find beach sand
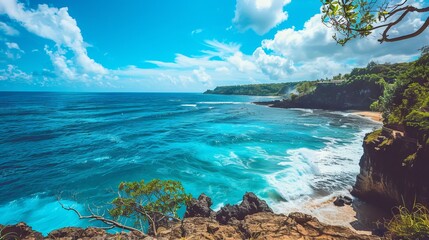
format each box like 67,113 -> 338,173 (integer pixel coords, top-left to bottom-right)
349,111 -> 383,123
300,196 -> 390,235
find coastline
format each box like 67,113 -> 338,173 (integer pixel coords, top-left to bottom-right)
348,111 -> 383,123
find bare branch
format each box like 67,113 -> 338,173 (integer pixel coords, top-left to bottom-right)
58,200 -> 148,237
379,6 -> 429,42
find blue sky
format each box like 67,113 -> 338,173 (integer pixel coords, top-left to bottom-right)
0,0 -> 428,92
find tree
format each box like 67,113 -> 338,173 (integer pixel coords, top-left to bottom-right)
321,0 -> 429,45
60,179 -> 192,237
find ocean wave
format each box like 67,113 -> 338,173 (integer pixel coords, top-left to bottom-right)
265,127 -> 372,206
181,104 -> 197,107
197,101 -> 250,105
0,195 -> 88,235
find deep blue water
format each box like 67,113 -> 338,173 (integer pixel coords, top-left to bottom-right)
0,92 -> 380,234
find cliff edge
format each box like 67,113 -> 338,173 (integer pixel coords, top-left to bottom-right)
352,128 -> 429,209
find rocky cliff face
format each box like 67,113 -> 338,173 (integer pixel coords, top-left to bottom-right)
0,193 -> 384,240
352,128 -> 429,209
255,80 -> 382,110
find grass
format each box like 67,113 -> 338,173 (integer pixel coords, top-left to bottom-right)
365,129 -> 382,144
386,203 -> 429,239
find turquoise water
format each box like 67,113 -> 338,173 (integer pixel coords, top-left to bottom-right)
0,92 -> 380,234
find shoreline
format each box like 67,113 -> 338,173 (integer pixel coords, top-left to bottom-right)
348,111 -> 383,123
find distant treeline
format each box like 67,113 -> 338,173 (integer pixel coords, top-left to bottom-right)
204,83 -> 298,96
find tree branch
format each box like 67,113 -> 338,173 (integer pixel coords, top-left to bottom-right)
379,6 -> 429,42
58,200 -> 148,237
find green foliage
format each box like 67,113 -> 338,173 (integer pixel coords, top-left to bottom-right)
364,129 -> 382,144
374,49 -> 429,143
370,100 -> 380,111
296,81 -> 317,95
204,83 -> 297,96
109,179 -> 192,234
386,203 -> 429,239
321,1 -> 429,44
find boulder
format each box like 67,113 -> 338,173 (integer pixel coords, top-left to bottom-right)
216,192 -> 273,224
0,222 -> 43,240
334,195 -> 353,206
184,193 -> 216,218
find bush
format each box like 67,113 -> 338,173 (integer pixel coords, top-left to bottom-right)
386,203 -> 429,239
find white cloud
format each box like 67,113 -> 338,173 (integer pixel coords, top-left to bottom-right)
44,45 -> 76,80
0,0 -> 107,79
258,8 -> 429,80
0,64 -> 31,81
191,28 -> 203,35
253,47 -> 295,80
233,0 -> 291,35
2,41 -> 24,59
193,67 -> 212,85
0,21 -> 19,36
6,41 -> 21,50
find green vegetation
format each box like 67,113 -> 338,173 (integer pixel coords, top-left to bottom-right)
364,129 -> 382,144
372,47 -> 429,145
62,179 -> 191,237
321,0 -> 429,44
295,81 -> 317,95
204,82 -> 297,96
110,179 -> 191,235
387,203 -> 429,239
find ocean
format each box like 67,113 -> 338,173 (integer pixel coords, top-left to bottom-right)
0,92 -> 380,234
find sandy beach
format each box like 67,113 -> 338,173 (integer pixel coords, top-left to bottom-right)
349,111 -> 383,123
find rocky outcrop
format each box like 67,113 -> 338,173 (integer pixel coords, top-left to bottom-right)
0,222 -> 44,240
1,193 -> 385,239
184,193 -> 216,218
215,192 -> 273,224
352,128 -> 429,209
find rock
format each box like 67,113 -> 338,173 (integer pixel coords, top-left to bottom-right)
184,193 -> 216,218
1,193 -> 385,240
216,192 -> 273,224
334,196 -> 353,206
352,129 -> 429,210
0,222 -> 43,240
160,217 -> 243,240
48,227 -> 83,239
241,212 -> 380,240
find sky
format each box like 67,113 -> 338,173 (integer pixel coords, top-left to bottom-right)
0,0 -> 428,92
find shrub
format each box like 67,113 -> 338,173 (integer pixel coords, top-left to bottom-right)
386,203 -> 429,239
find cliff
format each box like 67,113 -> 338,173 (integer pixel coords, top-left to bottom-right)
255,80 -> 382,110
0,193 -> 385,240
352,128 -> 429,209
204,82 -> 297,96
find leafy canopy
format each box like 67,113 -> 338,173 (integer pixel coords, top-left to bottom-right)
321,0 -> 429,45
107,179 -> 191,236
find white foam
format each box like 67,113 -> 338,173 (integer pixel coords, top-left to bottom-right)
265,127 -> 374,213
197,102 -> 250,105
289,108 -> 314,114
0,195 -> 88,235
181,104 -> 197,107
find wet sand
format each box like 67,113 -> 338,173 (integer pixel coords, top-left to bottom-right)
349,111 -> 383,123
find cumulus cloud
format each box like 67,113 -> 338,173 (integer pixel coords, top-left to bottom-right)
253,47 -> 295,80
0,64 -> 31,81
258,7 -> 429,79
0,21 -> 19,36
0,0 -> 107,80
193,67 -> 212,85
233,0 -> 291,35
2,41 -> 24,59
